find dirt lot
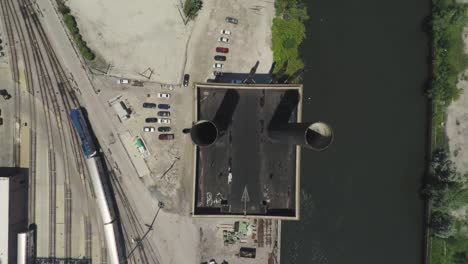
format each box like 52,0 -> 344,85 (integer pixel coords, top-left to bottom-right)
68,0 -> 191,84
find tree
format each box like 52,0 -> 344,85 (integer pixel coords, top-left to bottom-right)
184,0 -> 203,20
453,251 -> 468,264
284,5 -> 309,22
430,149 -> 462,183
430,211 -> 454,238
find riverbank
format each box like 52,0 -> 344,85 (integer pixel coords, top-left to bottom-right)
428,1 -> 468,263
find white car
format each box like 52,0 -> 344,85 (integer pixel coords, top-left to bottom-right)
117,79 -> 129,84
157,93 -> 171,98
143,126 -> 155,132
217,37 -> 230,43
158,118 -> 171,124
220,29 -> 231,35
213,63 -> 224,69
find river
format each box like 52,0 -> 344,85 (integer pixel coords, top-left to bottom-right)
281,0 -> 430,263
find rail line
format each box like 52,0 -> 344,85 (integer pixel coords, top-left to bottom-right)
105,155 -> 161,264
2,0 -> 156,263
0,0 -> 38,224
19,1 -> 95,261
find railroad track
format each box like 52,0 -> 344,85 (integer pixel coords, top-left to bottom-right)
0,0 -> 38,225
1,0 -> 88,260
19,1 -> 95,261
105,155 -> 161,264
2,1 -> 151,263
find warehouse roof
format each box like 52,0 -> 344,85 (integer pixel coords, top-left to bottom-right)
192,83 -> 302,220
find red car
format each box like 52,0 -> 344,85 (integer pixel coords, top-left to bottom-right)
159,134 -> 174,140
216,47 -> 229,53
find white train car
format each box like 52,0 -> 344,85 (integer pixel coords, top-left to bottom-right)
17,233 -> 27,264
85,157 -> 120,264
86,158 -> 113,224
104,223 -> 120,264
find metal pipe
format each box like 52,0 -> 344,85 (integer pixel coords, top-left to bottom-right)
268,122 -> 333,151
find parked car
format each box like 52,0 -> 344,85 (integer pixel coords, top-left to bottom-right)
214,55 -> 226,61
231,79 -> 243,84
0,117 -> 3,126
213,71 -> 223,76
213,63 -> 224,69
225,17 -> 238,24
145,117 -> 158,123
158,118 -> 171,124
218,37 -> 230,43
0,89 -> 11,100
216,47 -> 229,53
157,93 -> 171,98
157,111 -> 170,117
220,29 -> 231,35
159,134 -> 174,140
158,126 -> 171,132
0,52 -> 4,57
143,103 -> 157,108
143,126 -> 156,132
183,74 -> 190,87
158,104 -> 170,109
117,79 -> 129,84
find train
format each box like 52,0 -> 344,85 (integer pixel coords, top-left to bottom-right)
70,107 -> 121,264
70,108 -> 97,158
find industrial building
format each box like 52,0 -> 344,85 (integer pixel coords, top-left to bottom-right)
190,83 -> 333,220
0,168 -> 31,264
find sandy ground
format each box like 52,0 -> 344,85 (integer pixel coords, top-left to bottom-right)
446,26 -> 468,174
68,0 -> 191,84
446,26 -> 468,221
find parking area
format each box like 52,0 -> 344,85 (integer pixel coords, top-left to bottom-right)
90,75 -> 194,202
184,0 -> 275,85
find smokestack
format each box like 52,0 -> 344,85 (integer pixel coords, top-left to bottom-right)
268,122 -> 333,151
190,120 -> 219,147
191,89 -> 240,147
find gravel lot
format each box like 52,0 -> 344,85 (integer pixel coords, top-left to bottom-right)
68,0 -> 191,84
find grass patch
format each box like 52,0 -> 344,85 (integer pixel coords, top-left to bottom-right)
56,0 -> 95,60
183,0 -> 203,20
272,0 -> 309,78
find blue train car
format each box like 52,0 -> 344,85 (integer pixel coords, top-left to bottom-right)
70,108 -> 97,158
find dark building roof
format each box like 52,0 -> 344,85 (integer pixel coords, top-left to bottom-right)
192,83 -> 302,219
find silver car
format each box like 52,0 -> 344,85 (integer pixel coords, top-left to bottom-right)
217,37 -> 230,43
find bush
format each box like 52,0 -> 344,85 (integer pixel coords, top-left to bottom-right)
184,0 -> 203,20
272,18 -> 305,75
60,6 -> 95,61
430,211 -> 454,238
63,14 -> 79,34
56,0 -> 70,15
430,149 -> 461,183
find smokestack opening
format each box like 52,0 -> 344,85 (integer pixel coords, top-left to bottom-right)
190,120 -> 219,147
305,122 -> 333,151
